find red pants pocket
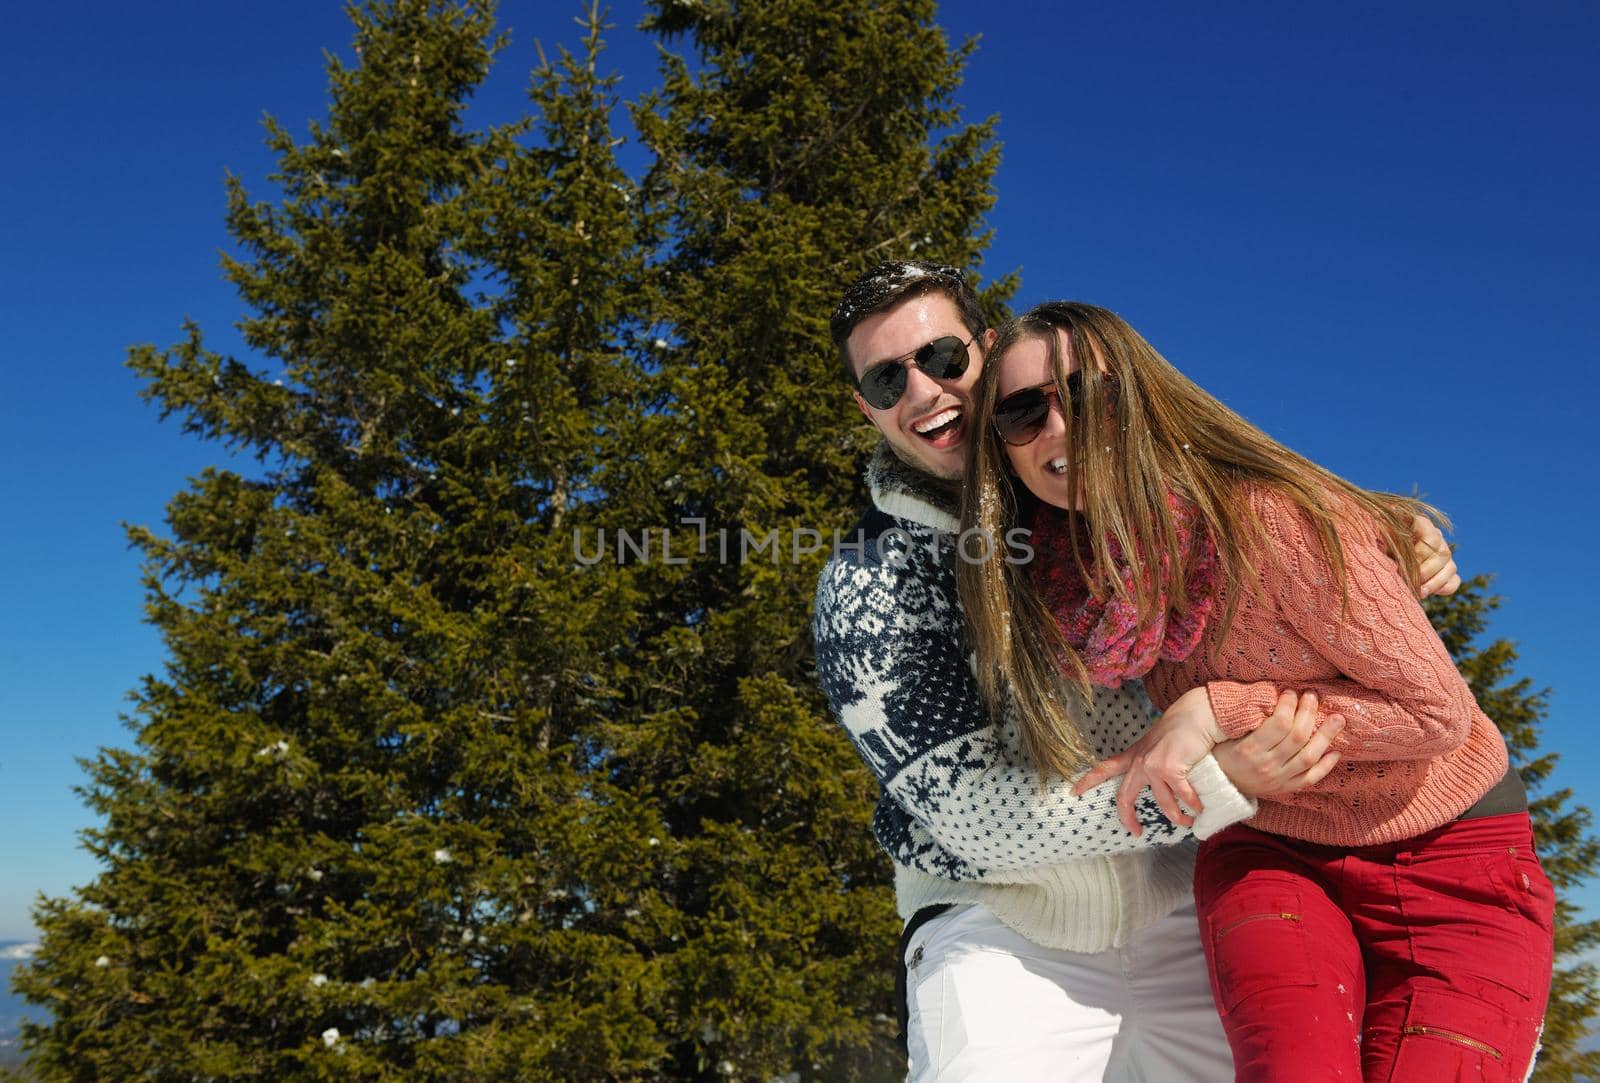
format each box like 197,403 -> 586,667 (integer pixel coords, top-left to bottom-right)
1386,987 -> 1531,1083
1396,847 -> 1534,1001
1203,881 -> 1318,1016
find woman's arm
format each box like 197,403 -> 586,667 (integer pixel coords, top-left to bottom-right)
812,553 -> 1256,874
1203,489 -> 1478,761
1074,491 -> 1470,831
1078,687 -> 1345,833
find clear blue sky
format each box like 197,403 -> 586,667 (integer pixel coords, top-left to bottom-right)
2,1 -> 1596,943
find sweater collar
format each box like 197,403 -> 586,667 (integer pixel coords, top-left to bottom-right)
866,441 -> 962,533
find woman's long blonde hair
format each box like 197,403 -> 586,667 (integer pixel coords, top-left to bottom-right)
956,301 -> 1442,779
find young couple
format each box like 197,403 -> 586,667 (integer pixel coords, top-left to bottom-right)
811,261 -> 1553,1082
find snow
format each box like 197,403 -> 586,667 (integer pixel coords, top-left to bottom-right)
830,260 -> 967,333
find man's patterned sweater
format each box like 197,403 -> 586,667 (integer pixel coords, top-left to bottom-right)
811,444 -> 1254,951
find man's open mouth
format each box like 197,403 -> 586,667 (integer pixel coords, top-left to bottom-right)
912,407 -> 964,448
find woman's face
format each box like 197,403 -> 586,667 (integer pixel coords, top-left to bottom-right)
995,330 -> 1084,511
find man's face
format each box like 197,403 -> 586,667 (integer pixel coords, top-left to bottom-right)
844,292 -> 989,481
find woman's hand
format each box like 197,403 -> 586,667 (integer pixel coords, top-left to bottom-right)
1213,690 -> 1343,796
1073,685 -> 1228,833
1409,514 -> 1461,598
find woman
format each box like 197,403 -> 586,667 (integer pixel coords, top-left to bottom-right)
956,301 -> 1553,1082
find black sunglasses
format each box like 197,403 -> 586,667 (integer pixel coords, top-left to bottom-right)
993,370 -> 1101,446
854,334 -> 976,410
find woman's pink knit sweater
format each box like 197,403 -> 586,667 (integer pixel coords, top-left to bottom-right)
1142,485 -> 1508,847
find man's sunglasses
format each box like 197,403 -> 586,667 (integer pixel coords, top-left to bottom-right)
854,334 -> 976,410
992,370 -> 1101,446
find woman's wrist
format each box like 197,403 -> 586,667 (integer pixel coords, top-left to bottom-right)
1175,685 -> 1228,746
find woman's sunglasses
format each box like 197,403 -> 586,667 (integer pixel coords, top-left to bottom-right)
992,370 -> 1097,446
854,334 -> 976,410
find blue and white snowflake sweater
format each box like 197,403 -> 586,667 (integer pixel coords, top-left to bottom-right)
811,443 -> 1255,951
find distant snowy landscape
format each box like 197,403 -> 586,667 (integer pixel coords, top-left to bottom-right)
1,940 -> 39,1068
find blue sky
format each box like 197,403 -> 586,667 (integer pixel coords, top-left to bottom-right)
2,1 -> 1596,943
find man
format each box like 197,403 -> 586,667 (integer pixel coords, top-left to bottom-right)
810,261 -> 1459,1081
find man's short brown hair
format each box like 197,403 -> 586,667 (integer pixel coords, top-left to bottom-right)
830,260 -> 985,383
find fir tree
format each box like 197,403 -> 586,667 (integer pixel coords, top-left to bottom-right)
14,2 -> 651,1078
17,0 -> 1013,1076
1426,579 -> 1600,1082
592,1 -> 1014,1077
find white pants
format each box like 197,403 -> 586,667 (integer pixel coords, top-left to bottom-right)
904,902 -> 1233,1082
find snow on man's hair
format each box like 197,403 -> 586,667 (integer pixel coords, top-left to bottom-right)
829,260 -> 985,381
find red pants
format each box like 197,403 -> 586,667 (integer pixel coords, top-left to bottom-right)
1194,813 -> 1554,1083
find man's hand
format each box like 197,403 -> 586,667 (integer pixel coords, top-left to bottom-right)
1409,513 -> 1460,598
1213,690 -> 1343,797
1073,685 -> 1227,834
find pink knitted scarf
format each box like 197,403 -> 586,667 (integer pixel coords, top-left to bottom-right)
1025,491 -> 1219,688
